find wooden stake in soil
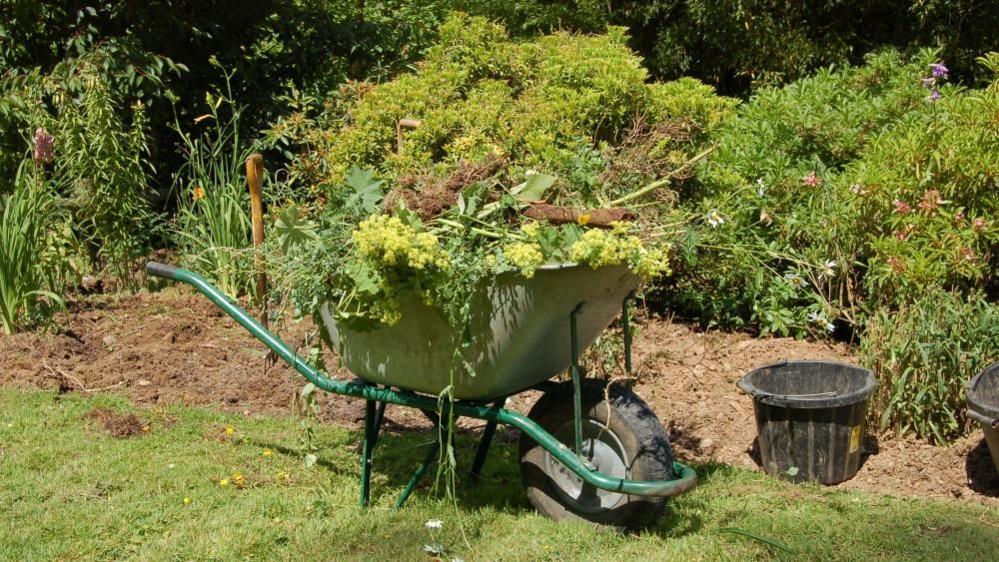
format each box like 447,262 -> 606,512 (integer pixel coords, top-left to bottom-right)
396,118 -> 421,153
246,153 -> 268,328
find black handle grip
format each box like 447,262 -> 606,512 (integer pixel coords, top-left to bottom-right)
146,261 -> 179,280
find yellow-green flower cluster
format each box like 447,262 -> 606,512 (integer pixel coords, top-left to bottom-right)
569,222 -> 670,281
569,223 -> 641,266
352,215 -> 450,270
633,245 -> 672,280
503,242 -> 544,278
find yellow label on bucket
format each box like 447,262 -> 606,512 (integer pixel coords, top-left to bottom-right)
849,426 -> 862,454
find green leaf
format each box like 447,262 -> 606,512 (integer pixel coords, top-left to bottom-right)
274,205 -> 318,252
345,261 -> 379,295
344,166 -> 384,214
511,172 -> 556,202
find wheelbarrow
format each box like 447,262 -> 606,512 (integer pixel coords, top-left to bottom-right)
146,261 -> 696,530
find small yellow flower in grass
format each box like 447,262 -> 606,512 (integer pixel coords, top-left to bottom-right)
183,497 -> 191,505
224,425 -> 234,437
577,213 -> 591,226
232,472 -> 245,488
219,478 -> 230,487
262,449 -> 273,457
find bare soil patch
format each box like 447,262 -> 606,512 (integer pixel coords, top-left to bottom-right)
86,407 -> 147,438
1,287 -> 996,504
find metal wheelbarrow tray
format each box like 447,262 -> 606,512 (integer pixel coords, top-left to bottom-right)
147,261 -> 696,530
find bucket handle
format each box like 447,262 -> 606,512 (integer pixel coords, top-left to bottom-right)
968,408 -> 999,429
767,391 -> 840,401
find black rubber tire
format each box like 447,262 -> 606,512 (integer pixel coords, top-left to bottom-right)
519,379 -> 675,531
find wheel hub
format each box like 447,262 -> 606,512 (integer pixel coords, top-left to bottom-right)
545,418 -> 629,513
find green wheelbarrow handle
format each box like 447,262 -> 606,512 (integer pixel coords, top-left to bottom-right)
146,262 -> 698,498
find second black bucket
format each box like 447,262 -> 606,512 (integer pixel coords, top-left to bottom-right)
737,360 -> 877,485
967,362 -> 999,476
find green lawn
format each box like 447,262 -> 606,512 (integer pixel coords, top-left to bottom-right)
0,388 -> 996,561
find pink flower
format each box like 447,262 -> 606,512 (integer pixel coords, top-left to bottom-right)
893,224 -> 914,241
893,199 -> 912,215
33,127 -> 54,165
802,171 -> 822,187
917,189 -> 943,213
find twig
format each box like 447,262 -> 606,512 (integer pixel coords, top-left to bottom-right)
42,360 -> 126,393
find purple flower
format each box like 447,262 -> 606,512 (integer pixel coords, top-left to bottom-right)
930,63 -> 948,79
921,77 -> 936,88
33,127 -> 54,165
929,89 -> 941,102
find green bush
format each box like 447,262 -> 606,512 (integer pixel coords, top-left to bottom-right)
309,13 -> 735,197
667,50 -> 997,338
861,291 -> 999,442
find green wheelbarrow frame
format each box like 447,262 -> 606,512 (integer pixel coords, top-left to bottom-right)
146,262 -> 697,509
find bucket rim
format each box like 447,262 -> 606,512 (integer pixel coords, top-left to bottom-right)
736,359 -> 876,409
966,361 -> 999,422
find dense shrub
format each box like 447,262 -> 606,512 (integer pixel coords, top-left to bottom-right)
668,50 -> 997,335
861,291 -> 999,442
305,13 -> 734,195
612,1 -> 999,94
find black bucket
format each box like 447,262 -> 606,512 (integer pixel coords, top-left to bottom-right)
967,362 -> 999,476
737,360 -> 877,485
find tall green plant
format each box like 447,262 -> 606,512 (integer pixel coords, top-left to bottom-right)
173,80 -> 255,298
0,163 -> 66,334
52,59 -> 156,281
861,291 -> 999,443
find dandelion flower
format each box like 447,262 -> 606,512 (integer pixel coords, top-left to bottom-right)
263,449 -> 273,457
224,425 -> 234,436
577,213 -> 592,226
232,472 -> 245,487
219,478 -> 230,487
425,519 -> 444,530
192,186 -> 206,201
183,496 -> 191,505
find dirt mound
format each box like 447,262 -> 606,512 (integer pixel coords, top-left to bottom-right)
86,407 -> 147,438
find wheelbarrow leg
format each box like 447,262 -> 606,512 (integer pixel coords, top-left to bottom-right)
396,409 -> 445,508
470,398 -> 506,481
570,303 -> 585,456
360,399 -> 378,507
396,439 -> 440,508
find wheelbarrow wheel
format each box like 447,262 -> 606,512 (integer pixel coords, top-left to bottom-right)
519,379 -> 675,531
